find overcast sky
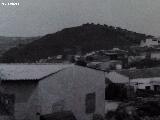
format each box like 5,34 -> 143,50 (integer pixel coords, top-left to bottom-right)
0,0 -> 160,37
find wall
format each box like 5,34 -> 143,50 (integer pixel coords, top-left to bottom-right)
140,39 -> 159,47
131,77 -> 160,91
71,66 -> 105,120
0,81 -> 39,120
151,52 -> 160,60
38,67 -> 73,115
39,65 -> 105,120
98,61 -> 122,70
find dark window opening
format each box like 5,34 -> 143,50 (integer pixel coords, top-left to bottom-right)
85,92 -> 96,114
154,85 -> 160,92
145,86 -> 151,90
105,83 -> 128,100
0,93 -> 15,115
152,39 -> 157,41
110,55 -> 118,60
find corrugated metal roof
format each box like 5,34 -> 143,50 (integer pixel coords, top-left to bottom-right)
0,64 -> 72,80
116,67 -> 160,79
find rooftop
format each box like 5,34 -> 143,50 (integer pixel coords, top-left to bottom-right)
131,46 -> 160,53
0,64 -> 72,80
116,67 -> 160,79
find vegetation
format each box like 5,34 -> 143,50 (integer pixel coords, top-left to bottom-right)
105,99 -> 160,120
0,36 -> 39,56
1,23 -> 150,63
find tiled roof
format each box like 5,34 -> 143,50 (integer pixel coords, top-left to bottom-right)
0,64 -> 72,80
116,67 -> 160,79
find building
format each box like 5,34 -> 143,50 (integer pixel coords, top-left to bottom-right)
87,60 -> 122,71
129,46 -> 160,62
150,48 -> 160,60
85,48 -> 128,62
108,68 -> 160,92
0,64 -> 105,120
105,70 -> 130,100
85,48 -> 128,70
104,71 -> 129,113
140,38 -> 159,47
105,48 -> 128,61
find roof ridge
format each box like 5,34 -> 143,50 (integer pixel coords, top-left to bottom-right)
0,64 -> 73,81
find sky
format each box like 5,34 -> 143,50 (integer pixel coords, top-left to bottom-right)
0,0 -> 160,37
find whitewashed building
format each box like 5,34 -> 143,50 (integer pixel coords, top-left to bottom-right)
140,38 -> 159,47
106,68 -> 160,92
129,46 -> 160,62
0,64 -> 105,120
87,60 -> 122,71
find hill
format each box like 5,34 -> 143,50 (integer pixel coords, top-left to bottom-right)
1,23 -> 151,63
0,36 -> 40,56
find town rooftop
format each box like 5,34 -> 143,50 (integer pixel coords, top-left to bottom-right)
116,67 -> 160,79
0,64 -> 72,80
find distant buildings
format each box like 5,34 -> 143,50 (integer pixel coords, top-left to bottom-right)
140,38 -> 160,47
128,38 -> 160,64
85,48 -> 128,70
0,64 -> 105,120
87,60 -> 122,71
130,46 -> 160,61
104,70 -> 131,113
85,48 -> 128,62
106,67 -> 160,92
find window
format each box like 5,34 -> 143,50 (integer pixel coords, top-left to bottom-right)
145,86 -> 151,90
85,92 -> 96,114
154,85 -> 160,92
152,39 -> 157,41
0,93 -> 15,115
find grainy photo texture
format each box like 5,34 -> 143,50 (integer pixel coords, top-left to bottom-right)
0,0 -> 160,120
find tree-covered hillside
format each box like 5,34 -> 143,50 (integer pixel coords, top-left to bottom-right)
0,36 -> 40,56
1,23 -> 151,63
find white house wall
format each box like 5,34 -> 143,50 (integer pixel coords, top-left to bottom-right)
71,66 -> 105,120
38,65 -> 105,120
38,67 -> 73,115
131,77 -> 160,90
140,39 -> 159,47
